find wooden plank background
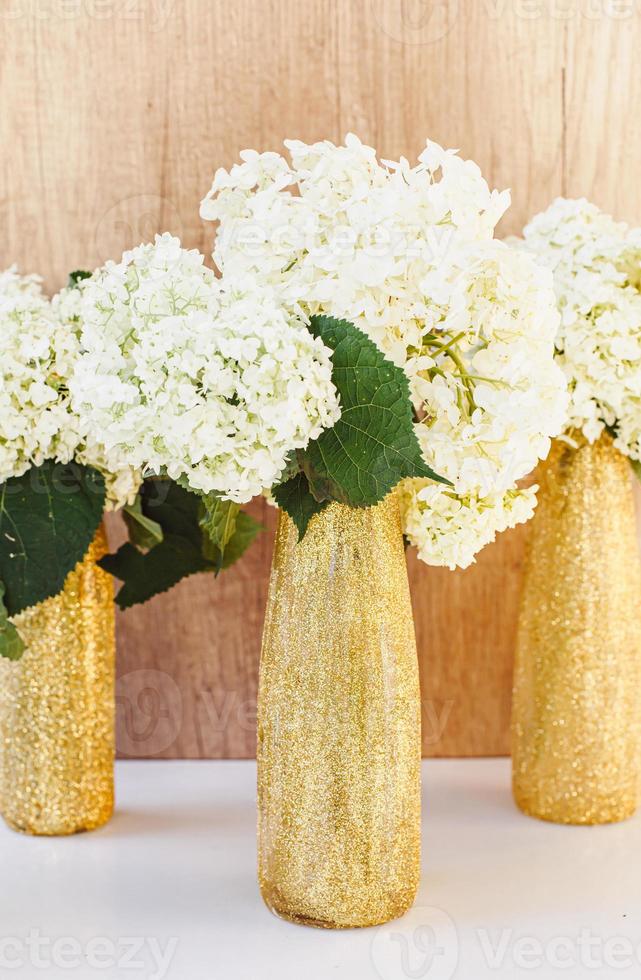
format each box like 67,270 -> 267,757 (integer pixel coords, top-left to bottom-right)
2,0 -> 640,758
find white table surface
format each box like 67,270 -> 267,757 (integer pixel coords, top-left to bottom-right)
1,758 -> 639,980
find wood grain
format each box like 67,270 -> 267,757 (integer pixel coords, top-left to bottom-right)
2,0 -> 640,757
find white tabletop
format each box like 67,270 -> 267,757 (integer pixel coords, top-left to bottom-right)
1,758 -> 639,980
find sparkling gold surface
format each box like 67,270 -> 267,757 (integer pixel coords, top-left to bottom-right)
0,526 -> 115,835
257,494 -> 421,929
512,434 -> 641,825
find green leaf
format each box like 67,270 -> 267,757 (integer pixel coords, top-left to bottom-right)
0,584 -> 24,661
219,510 -> 263,569
123,497 -> 164,551
100,538 -> 211,610
273,472 -> 330,539
301,315 -> 447,507
139,478 -> 204,547
100,479 -> 263,608
101,480 -> 208,608
630,458 -> 641,484
199,497 -> 240,570
67,269 -> 92,288
0,461 -> 106,616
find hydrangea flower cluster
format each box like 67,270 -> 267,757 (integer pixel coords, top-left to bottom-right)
52,283 -> 143,508
0,266 -> 142,508
0,267 -> 81,484
201,135 -> 568,567
519,197 -> 641,458
70,234 -> 340,503
399,482 -> 538,571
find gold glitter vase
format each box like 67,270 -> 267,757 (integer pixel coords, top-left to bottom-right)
0,526 -> 115,835
257,494 -> 421,928
512,434 -> 641,825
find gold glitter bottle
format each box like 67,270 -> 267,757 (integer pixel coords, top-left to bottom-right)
257,494 -> 421,928
0,526 -> 115,835
512,434 -> 641,825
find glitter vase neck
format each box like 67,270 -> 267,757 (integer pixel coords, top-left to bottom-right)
257,494 -> 421,928
0,525 -> 115,835
512,434 -> 641,825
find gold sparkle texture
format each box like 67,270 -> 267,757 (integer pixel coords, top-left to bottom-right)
0,526 -> 115,835
512,434 -> 641,825
257,494 -> 421,928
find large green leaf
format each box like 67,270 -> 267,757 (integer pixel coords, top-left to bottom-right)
100,479 -> 263,609
273,472 -> 329,539
199,497 -> 240,570
0,461 -> 106,616
0,584 -> 24,661
100,538 -> 211,610
139,478 -> 204,546
301,315 -> 446,507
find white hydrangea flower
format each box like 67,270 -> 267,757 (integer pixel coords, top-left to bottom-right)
0,267 -> 142,508
411,241 -> 568,496
0,267 -> 81,483
70,234 -> 340,503
201,135 -> 567,567
518,197 -> 641,460
51,283 -> 142,509
399,480 -> 538,570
